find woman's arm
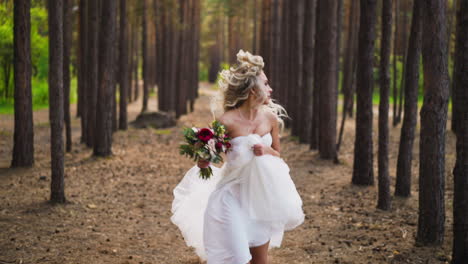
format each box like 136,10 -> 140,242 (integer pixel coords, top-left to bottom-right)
252,112 -> 281,157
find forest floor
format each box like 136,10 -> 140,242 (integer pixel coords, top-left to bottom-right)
0,82 -> 457,264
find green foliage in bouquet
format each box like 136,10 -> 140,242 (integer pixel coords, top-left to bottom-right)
179,120 -> 231,180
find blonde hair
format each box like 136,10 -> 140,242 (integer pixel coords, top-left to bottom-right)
210,50 -> 288,130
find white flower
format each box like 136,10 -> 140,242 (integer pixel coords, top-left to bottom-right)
192,127 -> 198,133
207,139 -> 216,152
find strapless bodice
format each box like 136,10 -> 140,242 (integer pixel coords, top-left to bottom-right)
229,133 -> 273,147
225,133 -> 272,168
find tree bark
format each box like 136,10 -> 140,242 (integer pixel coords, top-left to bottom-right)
396,0 -> 409,124
289,0 -> 304,138
141,0 -> 149,113
315,0 -> 337,160
86,0 -> 99,148
392,0 -> 399,126
63,0 -> 72,152
451,0 -> 468,261
337,0 -> 359,151
416,0 -> 449,246
94,0 -> 117,157
12,0 -> 34,168
300,0 -> 316,144
352,0 -> 376,186
119,0 -> 128,130
78,0 -> 88,143
377,0 -> 393,211
48,0 -> 65,203
394,0 -> 422,197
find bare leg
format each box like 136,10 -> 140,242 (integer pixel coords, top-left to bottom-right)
249,240 -> 269,264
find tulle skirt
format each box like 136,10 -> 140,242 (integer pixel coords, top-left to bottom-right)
171,153 -> 304,263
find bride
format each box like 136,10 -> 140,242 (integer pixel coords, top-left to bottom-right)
171,50 -> 304,264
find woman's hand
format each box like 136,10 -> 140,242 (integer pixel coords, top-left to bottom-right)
253,144 -> 266,156
197,159 -> 210,168
252,144 -> 280,157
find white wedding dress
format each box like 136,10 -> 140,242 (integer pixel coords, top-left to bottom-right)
171,133 -> 305,264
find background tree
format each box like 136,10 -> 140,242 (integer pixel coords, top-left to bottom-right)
416,0 -> 450,246
451,0 -> 468,261
94,0 -> 117,157
141,0 -> 149,113
394,0 -> 422,197
47,0 -> 65,203
78,0 -> 87,143
85,0 -> 98,148
377,0 -> 392,210
63,0 -> 72,152
352,0 -> 376,186
337,0 -> 359,151
315,0 -> 337,160
11,0 -> 34,167
118,0 -> 128,130
300,0 -> 316,144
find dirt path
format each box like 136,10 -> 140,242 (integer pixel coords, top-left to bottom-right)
0,83 -> 455,264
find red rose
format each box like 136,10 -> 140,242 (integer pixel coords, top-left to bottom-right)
215,142 -> 223,150
225,142 -> 232,149
197,128 -> 214,142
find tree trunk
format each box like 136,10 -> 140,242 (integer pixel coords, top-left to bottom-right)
176,0 -> 188,118
336,0 -> 343,87
86,0 -> 99,148
377,0 -> 393,211
451,0 -> 461,133
300,0 -> 316,144
48,0 -> 65,203
315,0 -> 337,160
94,0 -> 117,157
396,0 -> 409,124
118,0 -> 128,130
337,0 -> 359,151
394,0 -> 422,197
141,0 -> 149,112
310,0 -> 319,149
63,0 -> 72,152
78,0 -> 88,143
352,0 -> 376,186
451,0 -> 468,261
416,0 -> 449,246
289,0 -> 304,138
12,0 -> 34,168
392,0 -> 399,126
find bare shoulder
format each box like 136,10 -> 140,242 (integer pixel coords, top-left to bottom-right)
216,110 -> 236,127
264,110 -> 278,126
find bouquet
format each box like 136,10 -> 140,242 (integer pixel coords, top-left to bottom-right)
179,120 -> 232,179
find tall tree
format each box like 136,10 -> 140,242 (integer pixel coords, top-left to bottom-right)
377,0 -> 392,210
300,0 -> 317,144
396,0 -> 410,125
94,0 -> 117,157
337,0 -> 359,151
394,0 -> 422,197
48,0 -> 65,203
416,0 -> 450,246
289,0 -> 304,139
315,0 -> 337,160
451,0 -> 461,133
141,0 -> 149,113
352,0 -> 377,186
451,0 -> 468,261
118,0 -> 128,130
63,0 -> 72,152
12,0 -> 34,168
392,0 -> 399,126
85,0 -> 99,148
78,0 -> 88,143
